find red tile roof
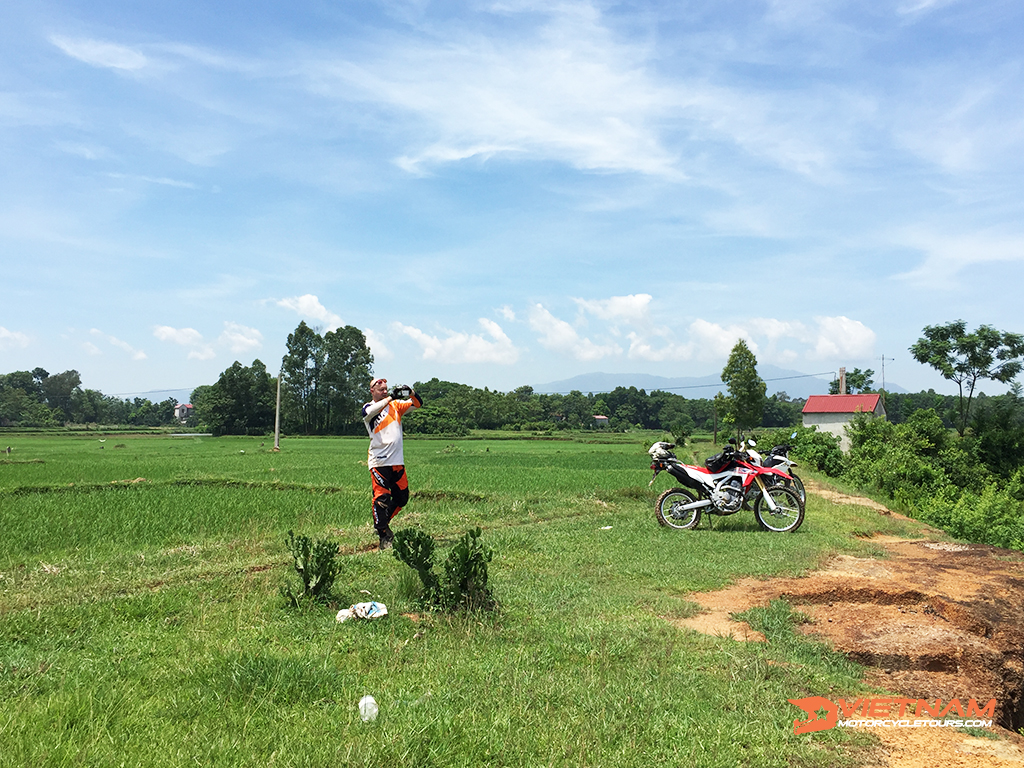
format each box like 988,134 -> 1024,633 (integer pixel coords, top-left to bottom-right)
802,394 -> 882,414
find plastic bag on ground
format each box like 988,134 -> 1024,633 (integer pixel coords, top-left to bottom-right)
336,601 -> 389,622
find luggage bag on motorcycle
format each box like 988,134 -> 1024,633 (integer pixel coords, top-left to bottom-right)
704,450 -> 733,473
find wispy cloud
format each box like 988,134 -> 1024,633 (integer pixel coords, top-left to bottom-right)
90,328 -> 147,360
306,1 -> 857,180
106,173 -> 199,189
313,3 -> 681,177
395,319 -> 520,364
50,35 -> 148,71
893,229 -> 1024,288
896,0 -> 961,16
0,327 -> 30,350
276,294 -> 343,332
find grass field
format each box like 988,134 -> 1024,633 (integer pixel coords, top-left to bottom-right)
0,432 -> 928,767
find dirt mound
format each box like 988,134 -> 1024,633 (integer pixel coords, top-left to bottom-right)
674,483 -> 1024,766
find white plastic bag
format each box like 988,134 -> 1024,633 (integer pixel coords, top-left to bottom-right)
336,601 -> 389,622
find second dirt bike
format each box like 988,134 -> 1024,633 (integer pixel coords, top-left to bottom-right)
649,441 -> 805,533
739,436 -> 805,507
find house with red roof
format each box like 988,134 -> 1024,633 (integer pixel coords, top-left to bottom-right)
801,394 -> 885,451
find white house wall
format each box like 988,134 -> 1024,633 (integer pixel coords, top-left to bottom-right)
802,413 -> 855,451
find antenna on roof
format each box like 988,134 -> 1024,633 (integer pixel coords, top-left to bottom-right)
880,355 -> 895,407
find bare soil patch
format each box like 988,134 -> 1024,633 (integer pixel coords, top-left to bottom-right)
673,480 -> 1024,767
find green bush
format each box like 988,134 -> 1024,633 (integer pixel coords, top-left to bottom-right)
754,426 -> 844,476
918,486 -> 1024,551
394,527 -> 495,612
281,530 -> 341,607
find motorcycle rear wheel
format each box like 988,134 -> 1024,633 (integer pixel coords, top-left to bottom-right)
786,472 -> 806,504
656,488 -> 702,530
753,486 -> 804,533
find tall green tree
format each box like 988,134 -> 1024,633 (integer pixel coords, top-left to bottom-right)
321,326 -> 375,434
281,322 -> 373,435
205,360 -> 276,436
720,339 -> 766,438
40,369 -> 82,423
910,320 -> 1024,436
829,367 -> 875,394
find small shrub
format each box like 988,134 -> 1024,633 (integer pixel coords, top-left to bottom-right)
281,530 -> 340,607
393,528 -> 440,603
393,527 -> 495,612
438,528 -> 495,612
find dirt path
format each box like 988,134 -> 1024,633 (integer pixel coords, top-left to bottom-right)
673,479 -> 1024,767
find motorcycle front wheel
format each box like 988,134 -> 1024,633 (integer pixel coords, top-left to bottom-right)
656,488 -> 702,530
753,486 -> 804,533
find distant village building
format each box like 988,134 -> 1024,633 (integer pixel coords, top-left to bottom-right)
801,394 -> 885,452
593,415 -> 609,428
174,403 -> 194,424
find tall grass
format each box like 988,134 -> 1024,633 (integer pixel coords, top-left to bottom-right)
0,433 -> 929,767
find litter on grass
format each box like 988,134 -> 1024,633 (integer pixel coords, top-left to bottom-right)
599,526 -> 613,530
358,695 -> 378,722
337,601 -> 389,622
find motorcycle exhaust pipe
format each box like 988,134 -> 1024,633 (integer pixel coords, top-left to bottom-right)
678,499 -> 713,511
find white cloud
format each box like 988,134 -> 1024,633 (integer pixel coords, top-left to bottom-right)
395,319 -> 520,364
498,305 -> 516,322
364,328 -> 394,362
90,328 -> 147,360
528,304 -> 621,361
625,315 -> 875,367
50,35 -> 148,71
82,342 -> 101,356
154,326 -> 204,346
574,294 -> 651,326
0,327 -> 30,350
218,322 -> 263,355
809,316 -> 876,360
153,325 -> 213,360
276,294 -> 343,332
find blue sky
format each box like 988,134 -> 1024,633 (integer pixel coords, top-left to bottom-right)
3,0 -> 1024,399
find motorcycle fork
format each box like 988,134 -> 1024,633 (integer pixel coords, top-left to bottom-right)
754,476 -> 778,511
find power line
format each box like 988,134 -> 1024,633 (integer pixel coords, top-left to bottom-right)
537,371 -> 835,395
106,387 -> 197,398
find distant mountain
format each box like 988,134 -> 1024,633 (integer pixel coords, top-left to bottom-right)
112,388 -> 196,404
535,366 -> 906,400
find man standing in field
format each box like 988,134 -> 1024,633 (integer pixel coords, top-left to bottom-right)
362,377 -> 422,550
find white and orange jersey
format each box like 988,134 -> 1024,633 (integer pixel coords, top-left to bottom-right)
362,393 -> 422,468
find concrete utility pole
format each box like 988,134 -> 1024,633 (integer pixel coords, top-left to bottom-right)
273,366 -> 282,452
839,366 -> 847,395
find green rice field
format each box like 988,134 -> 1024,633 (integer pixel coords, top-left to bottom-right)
0,432 -> 930,767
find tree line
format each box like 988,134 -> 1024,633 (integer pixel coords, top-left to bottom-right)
0,368 -> 177,428
6,318 -> 1020,450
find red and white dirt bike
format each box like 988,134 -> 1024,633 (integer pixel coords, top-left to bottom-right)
648,440 -> 805,532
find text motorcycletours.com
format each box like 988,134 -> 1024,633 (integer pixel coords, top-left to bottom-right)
788,696 -> 997,735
